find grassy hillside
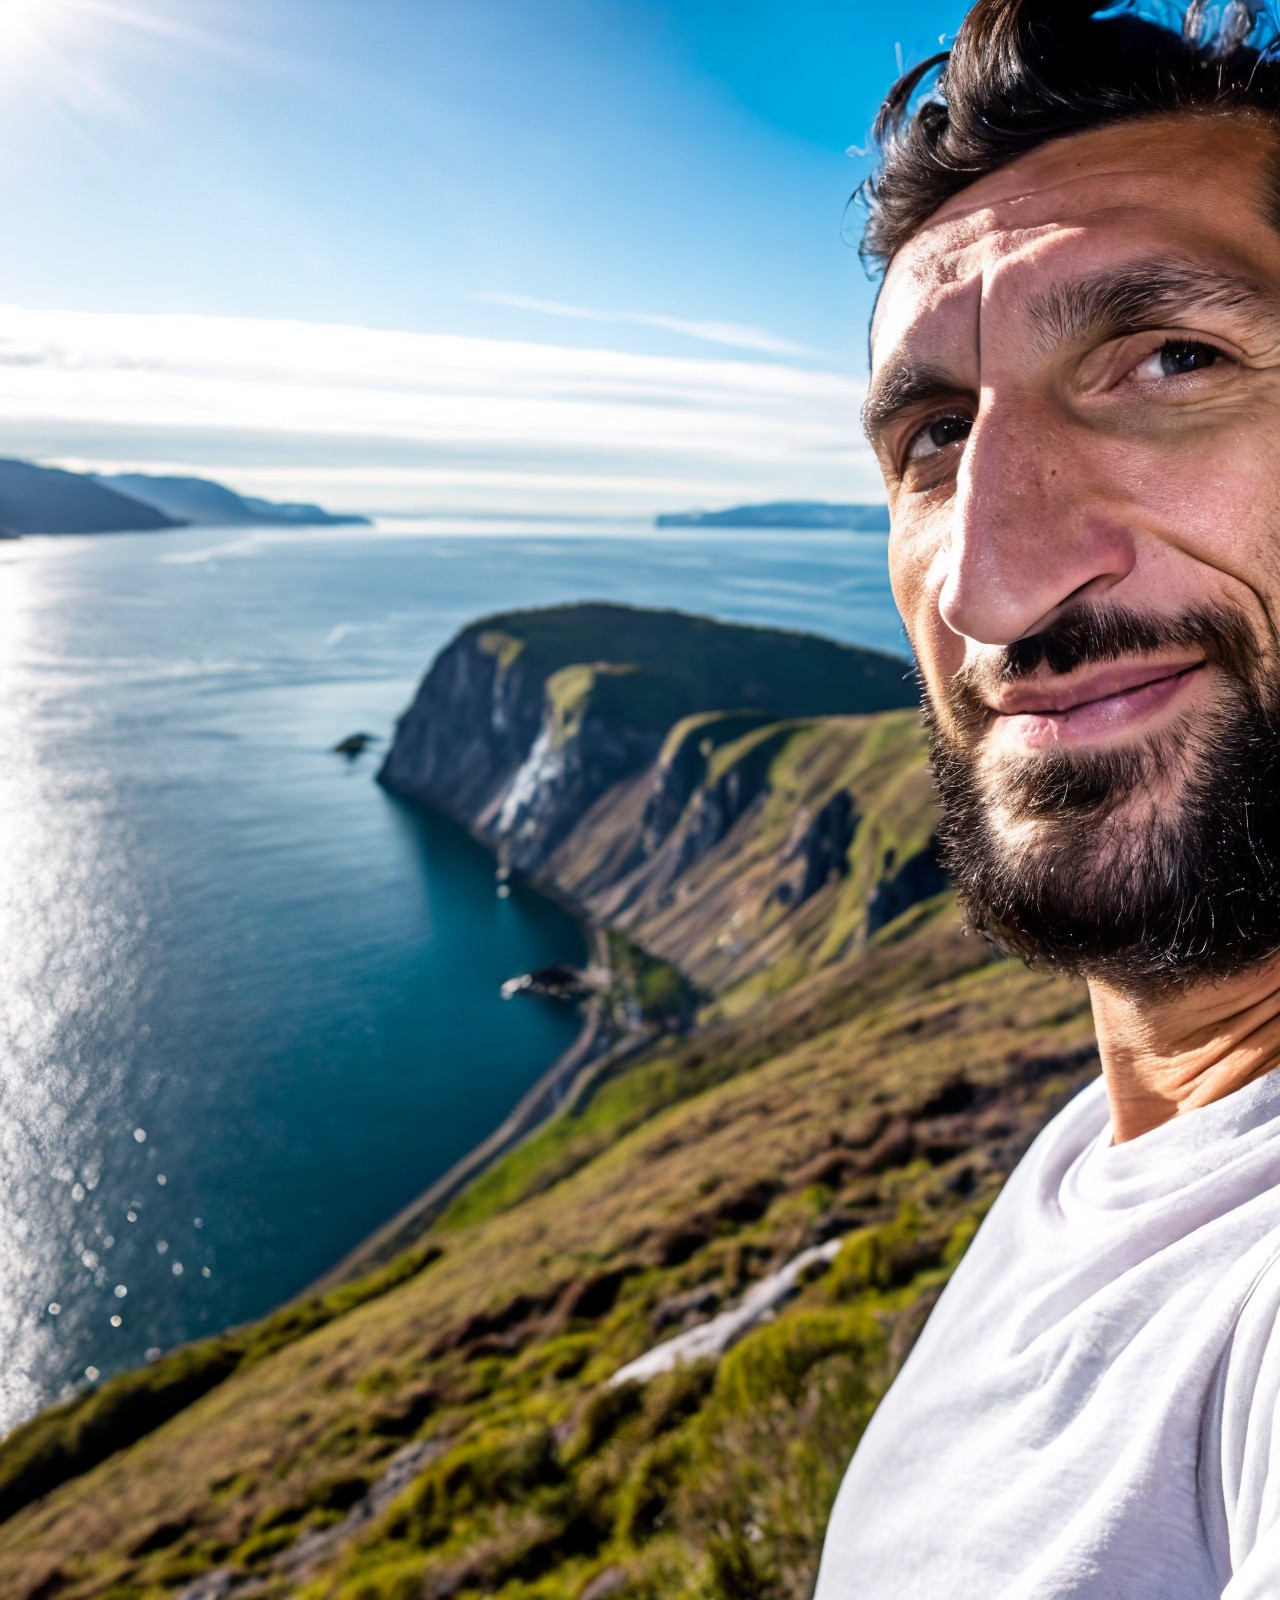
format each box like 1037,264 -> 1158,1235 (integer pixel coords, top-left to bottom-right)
553,710 -> 941,996
0,622 -> 1100,1600
457,605 -> 916,726
0,901 -> 1094,1600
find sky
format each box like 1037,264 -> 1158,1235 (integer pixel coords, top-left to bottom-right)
0,0 -> 965,518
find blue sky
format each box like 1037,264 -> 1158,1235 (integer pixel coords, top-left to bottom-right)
0,0 -> 963,516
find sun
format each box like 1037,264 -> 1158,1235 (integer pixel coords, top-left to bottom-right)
0,0 -> 67,66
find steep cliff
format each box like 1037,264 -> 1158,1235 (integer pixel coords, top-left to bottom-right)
378,603 -> 933,975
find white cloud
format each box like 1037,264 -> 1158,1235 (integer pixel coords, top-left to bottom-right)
472,291 -> 820,359
0,302 -> 882,517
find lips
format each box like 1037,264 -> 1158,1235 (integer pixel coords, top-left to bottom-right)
987,656 -> 1206,718
982,658 -> 1207,752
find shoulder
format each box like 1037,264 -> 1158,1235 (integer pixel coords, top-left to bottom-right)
1205,1240 -> 1280,1575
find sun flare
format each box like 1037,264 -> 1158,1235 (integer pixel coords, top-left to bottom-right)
0,0 -> 65,64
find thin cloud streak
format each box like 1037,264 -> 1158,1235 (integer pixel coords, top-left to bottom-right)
474,291 -> 820,359
0,302 -> 879,516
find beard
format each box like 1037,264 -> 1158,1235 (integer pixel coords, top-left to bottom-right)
926,603 -> 1280,991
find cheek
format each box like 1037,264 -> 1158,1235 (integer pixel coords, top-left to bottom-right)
887,514 -> 931,626
1121,433 -> 1280,625
888,514 -> 966,684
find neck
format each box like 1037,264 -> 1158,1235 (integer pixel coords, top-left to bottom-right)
1089,952 -> 1280,1142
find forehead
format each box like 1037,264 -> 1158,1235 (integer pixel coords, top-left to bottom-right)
871,115 -> 1279,365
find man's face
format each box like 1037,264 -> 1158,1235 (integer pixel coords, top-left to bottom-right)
868,114 -> 1280,985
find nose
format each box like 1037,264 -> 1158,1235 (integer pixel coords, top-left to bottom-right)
937,395 -> 1136,646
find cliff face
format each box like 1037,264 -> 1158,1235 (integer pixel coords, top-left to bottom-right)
379,603 -> 941,992
378,626 -> 548,824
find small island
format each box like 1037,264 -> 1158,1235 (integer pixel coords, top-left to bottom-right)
655,500 -> 890,531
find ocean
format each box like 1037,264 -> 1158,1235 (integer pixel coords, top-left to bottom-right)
0,516 -> 903,1432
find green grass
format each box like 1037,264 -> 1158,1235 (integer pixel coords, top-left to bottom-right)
475,630 -> 526,673
459,603 -> 918,727
0,1239 -> 443,1530
0,681 -> 1100,1600
0,895 -> 1094,1597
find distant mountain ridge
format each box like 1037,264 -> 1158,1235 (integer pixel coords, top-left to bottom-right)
0,457 -> 367,536
94,473 -> 370,528
0,458 -> 179,536
655,500 -> 890,531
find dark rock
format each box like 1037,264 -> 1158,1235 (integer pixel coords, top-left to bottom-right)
652,1220 -> 713,1268
23,1573 -> 69,1600
790,1150 -> 858,1191
864,1119 -> 918,1174
127,1516 -> 189,1556
711,1178 -> 779,1226
918,1129 -> 972,1166
503,964 -> 592,1002
558,1267 -> 633,1322
916,1073 -> 978,1118
313,1474 -> 368,1512
1014,1043 -> 1101,1084
379,626 -> 545,820
785,788 -> 859,904
810,1207 -> 868,1242
427,1289 -> 558,1358
369,1384 -> 438,1438
377,604 -> 920,948
866,838 -> 949,935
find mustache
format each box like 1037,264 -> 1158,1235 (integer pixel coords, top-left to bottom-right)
944,603 -> 1261,726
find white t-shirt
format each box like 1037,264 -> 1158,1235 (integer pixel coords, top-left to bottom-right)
814,1070 -> 1280,1599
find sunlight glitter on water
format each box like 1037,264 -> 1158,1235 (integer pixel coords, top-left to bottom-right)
0,549 -> 166,1429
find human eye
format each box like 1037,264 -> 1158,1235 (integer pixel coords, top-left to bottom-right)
1130,337 -> 1229,382
903,412 -> 973,463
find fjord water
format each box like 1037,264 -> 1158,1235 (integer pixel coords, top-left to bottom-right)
0,518 -> 901,1431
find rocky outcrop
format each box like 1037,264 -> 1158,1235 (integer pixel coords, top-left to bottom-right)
780,789 -> 859,907
379,603 -> 943,992
490,676 -> 669,875
866,844 -> 949,937
377,626 -> 546,823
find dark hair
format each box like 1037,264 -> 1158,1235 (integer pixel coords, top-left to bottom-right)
862,0 -> 1280,271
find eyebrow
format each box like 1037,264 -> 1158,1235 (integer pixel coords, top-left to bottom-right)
1024,259 -> 1274,349
862,258 -> 1277,446
861,361 -> 968,442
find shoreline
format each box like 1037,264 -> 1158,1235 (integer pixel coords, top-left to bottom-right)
311,922 -> 653,1289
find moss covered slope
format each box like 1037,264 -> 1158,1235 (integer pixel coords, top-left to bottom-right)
0,898 -> 1095,1600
